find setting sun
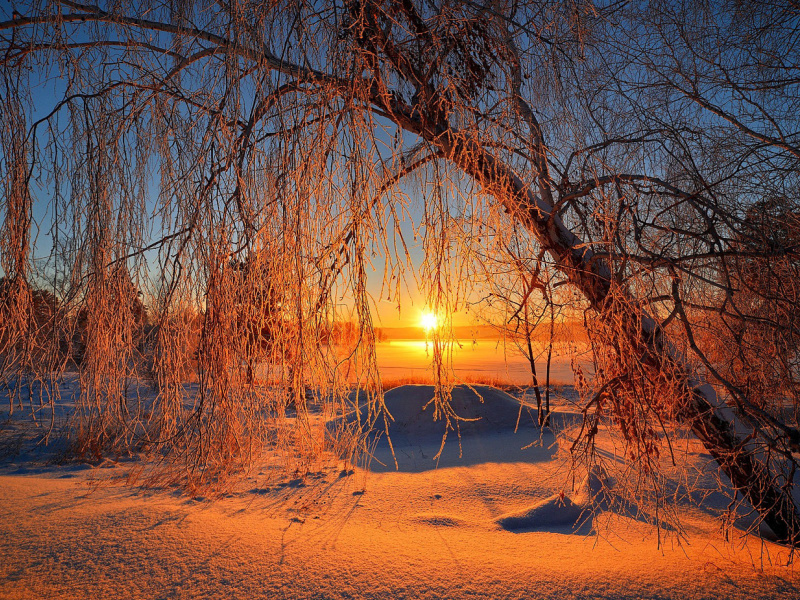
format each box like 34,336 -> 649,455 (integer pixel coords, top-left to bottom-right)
420,311 -> 439,334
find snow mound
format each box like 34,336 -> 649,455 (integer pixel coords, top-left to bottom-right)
334,385 -> 551,472
572,465 -> 611,506
497,496 -> 585,531
496,466 -> 610,532
376,384 -> 538,438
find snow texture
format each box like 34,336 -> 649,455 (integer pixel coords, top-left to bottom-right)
1,383 -> 798,599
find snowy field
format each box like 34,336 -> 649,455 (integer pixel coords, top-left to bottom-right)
1,383 -> 799,599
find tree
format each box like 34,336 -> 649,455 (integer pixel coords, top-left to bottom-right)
226,253 -> 282,385
698,197 -> 800,438
2,0 -> 800,542
71,266 -> 148,366
0,276 -> 63,410
474,223 -> 565,427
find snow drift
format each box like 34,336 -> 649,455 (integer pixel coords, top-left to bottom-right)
364,384 -> 539,438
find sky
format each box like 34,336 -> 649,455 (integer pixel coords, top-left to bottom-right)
10,66 -> 488,332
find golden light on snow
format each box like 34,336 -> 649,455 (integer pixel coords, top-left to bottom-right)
420,310 -> 439,334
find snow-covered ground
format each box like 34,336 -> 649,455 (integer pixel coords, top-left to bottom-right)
1,383 -> 798,599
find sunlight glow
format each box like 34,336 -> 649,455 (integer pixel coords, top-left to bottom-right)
420,311 -> 440,334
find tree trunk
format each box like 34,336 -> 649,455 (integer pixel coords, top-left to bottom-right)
522,301 -> 546,427
686,386 -> 799,544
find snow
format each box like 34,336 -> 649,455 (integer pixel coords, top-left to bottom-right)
379,384 -> 539,434
495,467 -> 608,532
1,383 -> 798,599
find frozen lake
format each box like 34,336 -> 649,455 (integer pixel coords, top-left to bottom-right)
375,339 -> 591,385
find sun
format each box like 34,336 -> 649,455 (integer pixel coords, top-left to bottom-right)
420,311 -> 439,334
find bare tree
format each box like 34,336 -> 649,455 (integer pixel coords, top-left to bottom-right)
474,222 -> 567,426
1,0 -> 800,542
